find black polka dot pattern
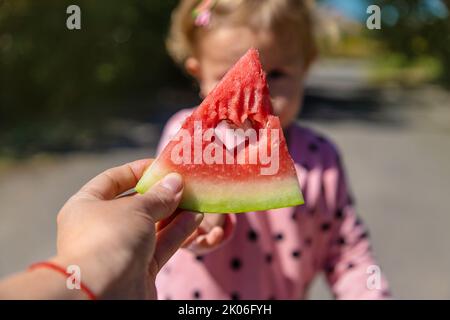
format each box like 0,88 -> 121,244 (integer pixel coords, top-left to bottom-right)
335,208 -> 344,220
347,262 -> 355,269
195,255 -> 204,262
347,195 -> 355,206
292,250 -> 302,258
321,222 -> 331,232
336,236 -> 346,246
305,237 -> 313,247
274,233 -> 284,241
230,292 -> 240,300
359,231 -> 369,240
302,162 -> 311,171
265,253 -> 273,264
308,142 -> 319,153
324,264 -> 334,275
247,229 -> 259,242
317,136 -> 326,143
193,290 -> 201,299
291,212 -> 297,220
382,290 -> 391,297
230,257 -> 242,271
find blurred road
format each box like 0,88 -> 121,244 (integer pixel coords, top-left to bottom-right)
1,60 -> 450,299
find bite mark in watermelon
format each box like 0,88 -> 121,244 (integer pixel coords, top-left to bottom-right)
135,48 -> 304,213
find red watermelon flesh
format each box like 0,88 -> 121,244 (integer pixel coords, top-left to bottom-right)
135,48 -> 304,213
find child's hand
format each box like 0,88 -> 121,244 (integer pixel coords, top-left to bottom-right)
183,214 -> 226,254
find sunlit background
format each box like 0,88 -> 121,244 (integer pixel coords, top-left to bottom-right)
1,0 -> 449,299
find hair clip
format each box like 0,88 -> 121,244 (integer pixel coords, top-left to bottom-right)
192,0 -> 217,27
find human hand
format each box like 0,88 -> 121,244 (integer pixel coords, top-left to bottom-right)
53,159 -> 203,299
183,213 -> 227,255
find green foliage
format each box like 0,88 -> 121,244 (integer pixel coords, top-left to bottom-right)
0,0 -> 188,156
371,0 -> 450,86
371,52 -> 442,86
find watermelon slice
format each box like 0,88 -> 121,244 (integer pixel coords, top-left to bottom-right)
135,48 -> 304,213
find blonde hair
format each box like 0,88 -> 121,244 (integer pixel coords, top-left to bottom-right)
167,0 -> 318,70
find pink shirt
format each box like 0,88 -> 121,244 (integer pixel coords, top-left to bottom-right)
156,109 -> 390,300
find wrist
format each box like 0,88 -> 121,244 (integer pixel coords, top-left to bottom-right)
28,263 -> 91,300
0,266 -> 87,300
50,253 -> 117,299
51,245 -> 148,299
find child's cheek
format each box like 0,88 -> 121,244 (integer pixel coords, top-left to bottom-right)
270,85 -> 303,126
271,96 -> 299,128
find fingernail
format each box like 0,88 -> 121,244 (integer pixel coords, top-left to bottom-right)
194,213 -> 204,223
183,211 -> 204,224
161,173 -> 183,193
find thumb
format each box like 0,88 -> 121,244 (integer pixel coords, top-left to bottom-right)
133,173 -> 184,222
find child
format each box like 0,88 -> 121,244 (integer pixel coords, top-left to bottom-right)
156,0 -> 390,299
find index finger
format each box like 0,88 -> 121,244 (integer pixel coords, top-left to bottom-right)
79,159 -> 153,200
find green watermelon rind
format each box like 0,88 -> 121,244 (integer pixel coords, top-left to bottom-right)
135,161 -> 304,213
178,189 -> 304,214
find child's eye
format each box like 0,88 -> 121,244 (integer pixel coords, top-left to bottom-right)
267,69 -> 286,80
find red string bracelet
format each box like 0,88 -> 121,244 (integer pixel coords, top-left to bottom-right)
28,261 -> 97,300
